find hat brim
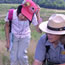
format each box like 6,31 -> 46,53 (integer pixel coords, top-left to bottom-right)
39,21 -> 65,35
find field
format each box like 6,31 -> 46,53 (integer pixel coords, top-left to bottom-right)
0,4 -> 65,65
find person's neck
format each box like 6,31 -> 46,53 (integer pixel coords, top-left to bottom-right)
18,18 -> 27,21
53,41 -> 59,48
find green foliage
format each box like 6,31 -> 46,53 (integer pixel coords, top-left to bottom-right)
37,0 -> 65,9
0,20 -> 5,40
1,0 -> 65,9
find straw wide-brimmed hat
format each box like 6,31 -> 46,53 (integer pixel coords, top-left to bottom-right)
39,14 -> 65,35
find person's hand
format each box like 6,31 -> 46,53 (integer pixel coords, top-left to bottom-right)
58,63 -> 65,65
33,60 -> 42,65
35,25 -> 42,33
39,29 -> 42,33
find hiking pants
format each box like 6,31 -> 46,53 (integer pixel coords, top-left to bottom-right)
10,34 -> 30,65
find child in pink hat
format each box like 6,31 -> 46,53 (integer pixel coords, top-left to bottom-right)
5,0 -> 42,65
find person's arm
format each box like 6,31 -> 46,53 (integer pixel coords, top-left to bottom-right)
36,5 -> 41,25
35,24 -> 42,33
35,5 -> 42,33
58,63 -> 65,65
4,12 -> 10,50
5,22 -> 10,50
33,34 -> 46,65
32,14 -> 42,33
33,60 -> 43,65
36,10 -> 41,24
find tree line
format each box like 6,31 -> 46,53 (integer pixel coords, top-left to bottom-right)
37,0 -> 65,9
0,0 -> 23,3
0,0 -> 65,9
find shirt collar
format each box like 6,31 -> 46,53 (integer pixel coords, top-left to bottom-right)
45,40 -> 51,46
45,40 -> 64,50
45,40 -> 63,46
45,40 -> 54,50
58,42 -> 64,48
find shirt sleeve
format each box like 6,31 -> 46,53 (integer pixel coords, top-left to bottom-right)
34,34 -> 46,62
4,12 -> 9,22
32,14 -> 38,26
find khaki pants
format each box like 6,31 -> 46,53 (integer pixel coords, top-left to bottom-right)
10,34 -> 30,65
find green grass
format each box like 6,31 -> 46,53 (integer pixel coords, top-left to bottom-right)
0,4 -> 19,15
31,25 -> 43,40
40,8 -> 65,21
0,20 -> 5,40
2,55 -> 10,65
28,54 -> 34,65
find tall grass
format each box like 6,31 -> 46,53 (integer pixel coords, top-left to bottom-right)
40,8 -> 65,21
0,20 -> 5,40
2,55 -> 10,65
0,4 -> 19,15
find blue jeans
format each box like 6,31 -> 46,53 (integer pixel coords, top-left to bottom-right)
10,34 -> 30,65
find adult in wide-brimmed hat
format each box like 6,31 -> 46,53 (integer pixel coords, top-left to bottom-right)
33,14 -> 65,65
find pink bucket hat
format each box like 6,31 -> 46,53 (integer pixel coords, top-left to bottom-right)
21,0 -> 39,21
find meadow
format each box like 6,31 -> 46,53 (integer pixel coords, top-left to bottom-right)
0,4 -> 65,65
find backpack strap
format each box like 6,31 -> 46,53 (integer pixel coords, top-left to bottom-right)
8,9 -> 14,33
64,44 -> 65,49
29,20 -> 32,25
43,35 -> 50,63
45,45 -> 50,53
45,35 -> 50,53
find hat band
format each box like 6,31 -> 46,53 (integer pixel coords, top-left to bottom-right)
47,25 -> 65,31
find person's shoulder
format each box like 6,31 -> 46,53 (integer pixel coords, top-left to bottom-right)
13,9 -> 18,19
38,34 -> 47,44
13,9 -> 17,14
37,34 -> 46,48
40,34 -> 46,40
